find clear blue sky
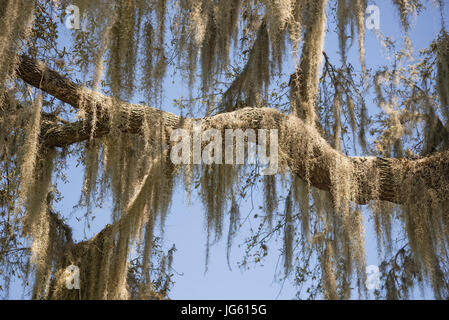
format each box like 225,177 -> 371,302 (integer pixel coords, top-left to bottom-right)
9,1 -> 449,299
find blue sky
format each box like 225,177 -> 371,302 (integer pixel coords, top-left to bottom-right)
8,0 -> 449,299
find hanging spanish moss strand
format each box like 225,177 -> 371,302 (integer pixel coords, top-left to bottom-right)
335,0 -> 367,74
220,20 -> 270,112
107,0 -> 140,100
336,0 -> 353,64
392,0 -> 420,53
263,174 -> 277,229
226,194 -> 240,269
321,240 -> 338,300
292,176 -> 310,243
0,0 -> 34,106
24,150 -> 58,299
283,188 -> 294,274
354,0 -> 367,76
17,94 -> 44,211
290,0 -> 328,125
263,0 -> 292,72
437,31 -> 449,121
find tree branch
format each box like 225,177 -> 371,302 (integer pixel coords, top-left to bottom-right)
14,55 -> 449,206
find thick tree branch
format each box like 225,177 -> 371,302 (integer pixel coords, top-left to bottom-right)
14,55 -> 449,206
16,55 -> 81,107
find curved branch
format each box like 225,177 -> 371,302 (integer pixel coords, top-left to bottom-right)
15,55 -> 449,206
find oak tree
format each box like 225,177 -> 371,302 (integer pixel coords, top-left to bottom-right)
1,0 -> 449,299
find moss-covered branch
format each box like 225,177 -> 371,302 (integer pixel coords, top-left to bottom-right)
15,55 -> 449,206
